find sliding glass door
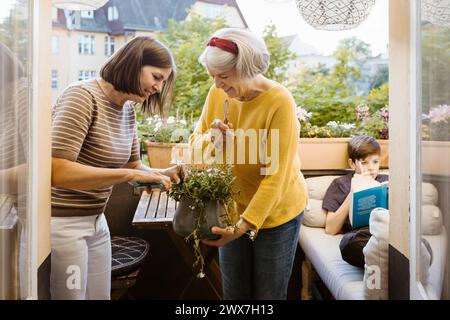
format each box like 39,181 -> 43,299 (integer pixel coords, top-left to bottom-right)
0,0 -> 32,299
411,0 -> 450,300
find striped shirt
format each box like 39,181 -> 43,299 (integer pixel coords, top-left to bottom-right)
51,79 -> 140,217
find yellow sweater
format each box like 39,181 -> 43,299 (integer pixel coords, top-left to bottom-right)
189,84 -> 308,230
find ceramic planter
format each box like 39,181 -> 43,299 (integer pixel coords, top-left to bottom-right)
422,140 -> 450,176
145,141 -> 188,169
172,199 -> 227,240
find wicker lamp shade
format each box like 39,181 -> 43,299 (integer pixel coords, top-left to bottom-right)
422,0 -> 450,27
52,0 -> 108,11
296,0 -> 376,31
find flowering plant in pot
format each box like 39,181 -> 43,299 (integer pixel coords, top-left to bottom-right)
168,165 -> 238,278
136,113 -> 195,168
296,105 -> 389,169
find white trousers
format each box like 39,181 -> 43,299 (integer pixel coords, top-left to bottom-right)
50,213 -> 111,300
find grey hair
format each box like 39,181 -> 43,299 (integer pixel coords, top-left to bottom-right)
199,28 -> 270,79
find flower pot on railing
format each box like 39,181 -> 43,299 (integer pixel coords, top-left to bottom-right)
422,140 -> 450,176
298,138 -> 389,170
145,141 -> 188,169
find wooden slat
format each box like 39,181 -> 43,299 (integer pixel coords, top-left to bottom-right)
132,190 -> 177,229
167,196 -> 177,219
133,190 -> 151,222
146,190 -> 160,219
156,191 -> 168,219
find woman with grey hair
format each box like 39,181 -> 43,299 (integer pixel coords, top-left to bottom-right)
190,28 -> 308,299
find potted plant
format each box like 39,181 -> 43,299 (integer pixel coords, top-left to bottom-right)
137,113 -> 194,168
168,165 -> 238,278
422,104 -> 450,176
297,105 -> 389,170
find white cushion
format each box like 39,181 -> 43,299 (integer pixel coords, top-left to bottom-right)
422,227 -> 447,299
303,176 -> 340,228
306,176 -> 341,200
303,199 -> 327,228
421,205 -> 443,235
363,208 -> 389,300
422,182 -> 438,205
299,226 -> 365,300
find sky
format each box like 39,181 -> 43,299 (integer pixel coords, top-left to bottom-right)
0,0 -> 388,56
0,0 -> 16,21
236,0 -> 389,56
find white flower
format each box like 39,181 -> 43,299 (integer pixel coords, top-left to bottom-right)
341,123 -> 355,130
156,121 -> 162,128
327,121 -> 338,127
167,116 -> 175,124
197,272 -> 205,279
153,128 -> 159,132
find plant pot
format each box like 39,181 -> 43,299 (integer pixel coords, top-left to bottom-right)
422,140 -> 450,176
145,141 -> 188,169
172,199 -> 227,240
298,138 -> 389,170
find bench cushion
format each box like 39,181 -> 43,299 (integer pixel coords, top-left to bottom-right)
111,236 -> 149,277
299,226 -> 364,300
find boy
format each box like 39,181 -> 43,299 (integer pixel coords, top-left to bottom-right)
322,135 -> 388,268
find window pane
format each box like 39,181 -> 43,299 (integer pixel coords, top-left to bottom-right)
420,9 -> 450,300
0,0 -> 31,299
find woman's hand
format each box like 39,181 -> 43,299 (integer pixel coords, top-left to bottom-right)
210,119 -> 234,142
202,219 -> 254,247
160,164 -> 182,184
129,170 -> 172,191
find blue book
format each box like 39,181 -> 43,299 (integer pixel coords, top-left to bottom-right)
349,177 -> 389,229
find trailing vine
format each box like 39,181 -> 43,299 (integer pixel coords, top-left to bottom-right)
168,165 -> 239,278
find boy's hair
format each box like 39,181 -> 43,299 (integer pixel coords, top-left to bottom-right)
348,135 -> 380,162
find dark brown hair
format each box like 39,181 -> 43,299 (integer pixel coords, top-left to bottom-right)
348,135 -> 380,162
100,36 -> 175,115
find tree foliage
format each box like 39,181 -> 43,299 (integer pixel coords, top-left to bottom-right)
156,18 -> 296,119
263,24 -> 297,83
157,14 -> 226,119
287,37 -> 388,127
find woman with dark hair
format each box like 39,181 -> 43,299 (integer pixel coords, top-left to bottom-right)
50,36 -> 180,300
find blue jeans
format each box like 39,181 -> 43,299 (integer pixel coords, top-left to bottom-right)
218,212 -> 303,300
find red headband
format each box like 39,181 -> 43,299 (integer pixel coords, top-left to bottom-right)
207,37 -> 238,55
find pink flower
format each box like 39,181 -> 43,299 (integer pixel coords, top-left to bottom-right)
296,107 -> 312,122
427,105 -> 450,123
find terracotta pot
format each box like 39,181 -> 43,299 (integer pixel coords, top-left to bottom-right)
422,140 -> 450,176
145,141 -> 188,169
172,199 -> 227,240
298,138 -> 389,170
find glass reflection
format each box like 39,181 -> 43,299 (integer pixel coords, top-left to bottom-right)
420,0 -> 450,300
0,0 -> 30,300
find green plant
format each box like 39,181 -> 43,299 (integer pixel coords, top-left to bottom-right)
136,112 -> 195,144
168,165 -> 238,278
296,104 -> 388,139
355,104 -> 389,139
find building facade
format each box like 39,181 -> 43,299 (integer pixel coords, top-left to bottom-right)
50,0 -> 247,103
